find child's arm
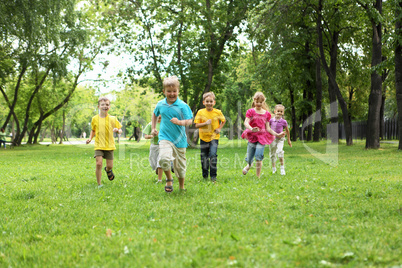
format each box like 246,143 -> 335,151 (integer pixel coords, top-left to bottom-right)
214,120 -> 226,134
266,122 -> 285,138
86,130 -> 95,144
151,113 -> 158,136
195,119 -> 211,128
285,126 -> 292,147
170,118 -> 193,126
244,117 -> 259,132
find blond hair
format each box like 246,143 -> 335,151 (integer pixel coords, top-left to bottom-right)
163,76 -> 180,90
203,92 -> 216,101
251,92 -> 269,111
98,96 -> 110,105
274,104 -> 285,111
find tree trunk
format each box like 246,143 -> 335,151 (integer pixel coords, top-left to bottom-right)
396,0 -> 402,150
27,126 -> 36,144
0,64 -> 27,130
305,40 -> 314,141
379,93 -> 385,140
34,119 -> 43,144
289,85 -> 297,141
59,110 -> 66,144
314,56 -> 323,141
14,67 -> 51,145
328,30 -> 340,144
365,0 -> 383,149
317,0 -> 353,145
307,86 -> 314,141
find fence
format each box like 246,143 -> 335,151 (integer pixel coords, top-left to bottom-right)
339,118 -> 399,140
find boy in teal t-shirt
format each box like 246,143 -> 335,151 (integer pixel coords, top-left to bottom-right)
152,76 -> 193,192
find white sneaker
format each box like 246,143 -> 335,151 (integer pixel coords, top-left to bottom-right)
280,167 -> 285,175
272,167 -> 277,174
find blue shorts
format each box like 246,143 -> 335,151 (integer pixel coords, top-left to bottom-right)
245,142 -> 265,164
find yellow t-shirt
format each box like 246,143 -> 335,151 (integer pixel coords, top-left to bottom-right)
91,114 -> 122,150
194,108 -> 226,142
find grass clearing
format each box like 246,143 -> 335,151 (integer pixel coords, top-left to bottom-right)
0,139 -> 401,267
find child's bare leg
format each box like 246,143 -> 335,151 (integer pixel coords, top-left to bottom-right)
178,177 -> 185,189
271,159 -> 276,168
256,160 -> 263,178
279,157 -> 284,166
105,159 -> 113,171
95,156 -> 103,185
157,168 -> 163,181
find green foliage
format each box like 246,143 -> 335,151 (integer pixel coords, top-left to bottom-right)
0,140 -> 400,266
112,84 -> 161,135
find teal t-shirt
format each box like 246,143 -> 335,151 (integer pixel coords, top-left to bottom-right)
143,122 -> 160,145
153,98 -> 193,148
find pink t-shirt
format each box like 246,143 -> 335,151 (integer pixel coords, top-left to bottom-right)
241,108 -> 275,145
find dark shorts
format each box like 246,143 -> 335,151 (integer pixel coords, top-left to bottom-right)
94,150 -> 114,160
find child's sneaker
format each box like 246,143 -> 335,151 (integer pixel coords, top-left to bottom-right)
272,167 -> 277,174
280,166 -> 285,175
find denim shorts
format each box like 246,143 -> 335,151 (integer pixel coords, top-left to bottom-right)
245,142 -> 265,164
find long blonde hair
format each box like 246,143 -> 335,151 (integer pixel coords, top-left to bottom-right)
251,92 -> 269,111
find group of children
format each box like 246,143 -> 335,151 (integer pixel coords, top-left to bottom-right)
87,76 -> 292,191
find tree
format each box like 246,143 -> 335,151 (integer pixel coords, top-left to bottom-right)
0,0 -> 105,146
316,0 -> 354,145
358,0 -> 384,149
106,0 -> 259,113
396,0 -> 402,149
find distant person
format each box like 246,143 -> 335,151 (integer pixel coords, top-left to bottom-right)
194,92 -> 226,182
82,131 -> 87,139
241,92 -> 284,178
152,76 -> 193,192
86,96 -> 122,188
269,104 -> 292,175
0,128 -> 6,149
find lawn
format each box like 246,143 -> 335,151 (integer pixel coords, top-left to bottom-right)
0,139 -> 401,267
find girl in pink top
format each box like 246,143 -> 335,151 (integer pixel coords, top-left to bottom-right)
241,92 -> 285,178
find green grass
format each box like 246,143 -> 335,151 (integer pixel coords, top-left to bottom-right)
0,139 -> 401,267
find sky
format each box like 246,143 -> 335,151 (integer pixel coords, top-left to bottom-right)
79,52 -> 135,95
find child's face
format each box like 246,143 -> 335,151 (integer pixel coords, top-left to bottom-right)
163,86 -> 179,104
98,100 -> 110,113
203,96 -> 215,110
254,98 -> 264,109
274,107 -> 284,117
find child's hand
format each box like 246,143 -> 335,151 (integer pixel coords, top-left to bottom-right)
276,131 -> 286,138
170,118 -> 180,125
214,128 -> 221,134
86,139 -> 91,144
151,129 -> 159,136
288,140 -> 292,147
113,128 -> 121,134
251,127 -> 260,132
205,119 -> 212,125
